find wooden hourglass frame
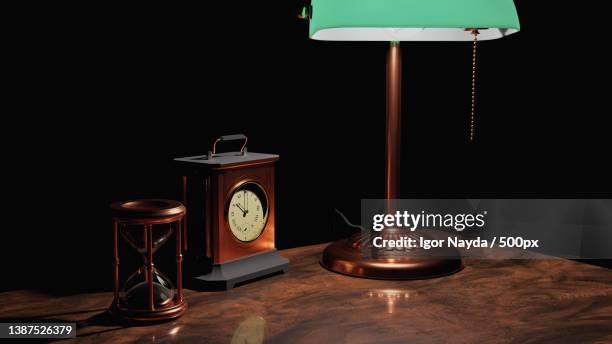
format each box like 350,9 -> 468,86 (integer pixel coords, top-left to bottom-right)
109,199 -> 188,322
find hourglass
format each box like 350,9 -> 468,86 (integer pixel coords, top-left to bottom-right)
109,199 -> 188,322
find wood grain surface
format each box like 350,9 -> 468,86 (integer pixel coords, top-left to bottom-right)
1,244 -> 611,343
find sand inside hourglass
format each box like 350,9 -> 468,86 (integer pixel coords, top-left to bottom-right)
119,224 -> 176,309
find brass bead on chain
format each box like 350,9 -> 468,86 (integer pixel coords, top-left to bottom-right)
470,29 -> 479,142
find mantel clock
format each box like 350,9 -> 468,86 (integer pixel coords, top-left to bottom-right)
175,134 -> 289,289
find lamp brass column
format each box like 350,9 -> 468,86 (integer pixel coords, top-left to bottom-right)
320,43 -> 464,280
386,42 -> 402,202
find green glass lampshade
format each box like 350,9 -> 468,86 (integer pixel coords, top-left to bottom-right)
308,0 -> 520,41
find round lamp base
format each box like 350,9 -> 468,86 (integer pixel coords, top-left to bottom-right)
321,233 -> 463,280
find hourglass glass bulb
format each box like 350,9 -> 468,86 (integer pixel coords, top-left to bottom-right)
120,224 -> 174,256
121,268 -> 175,309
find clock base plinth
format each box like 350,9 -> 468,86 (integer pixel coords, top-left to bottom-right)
192,250 -> 289,290
321,233 -> 463,280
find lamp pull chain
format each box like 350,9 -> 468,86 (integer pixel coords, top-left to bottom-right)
470,29 -> 479,142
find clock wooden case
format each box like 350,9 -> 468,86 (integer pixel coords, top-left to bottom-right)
174,135 -> 289,290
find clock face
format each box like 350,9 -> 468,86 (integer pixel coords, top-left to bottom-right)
227,182 -> 269,242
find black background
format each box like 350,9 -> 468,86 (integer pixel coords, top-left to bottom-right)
3,1 -> 611,293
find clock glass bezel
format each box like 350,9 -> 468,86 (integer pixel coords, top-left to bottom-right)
225,181 -> 269,243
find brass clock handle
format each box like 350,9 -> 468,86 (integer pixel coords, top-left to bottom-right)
209,134 -> 248,158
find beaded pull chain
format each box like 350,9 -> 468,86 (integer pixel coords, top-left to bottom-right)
469,29 -> 480,142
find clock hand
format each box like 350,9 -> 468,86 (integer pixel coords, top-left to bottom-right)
235,203 -> 247,216
244,191 -> 248,215
241,191 -> 249,217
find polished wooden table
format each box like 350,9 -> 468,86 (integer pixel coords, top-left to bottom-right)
1,244 -> 611,343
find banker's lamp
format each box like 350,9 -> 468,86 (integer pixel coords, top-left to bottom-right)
300,0 -> 520,279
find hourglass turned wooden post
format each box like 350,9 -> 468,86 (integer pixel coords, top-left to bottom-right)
176,219 -> 183,302
146,224 -> 154,311
113,221 -> 119,306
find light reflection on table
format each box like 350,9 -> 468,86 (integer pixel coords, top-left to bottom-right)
367,289 -> 411,314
